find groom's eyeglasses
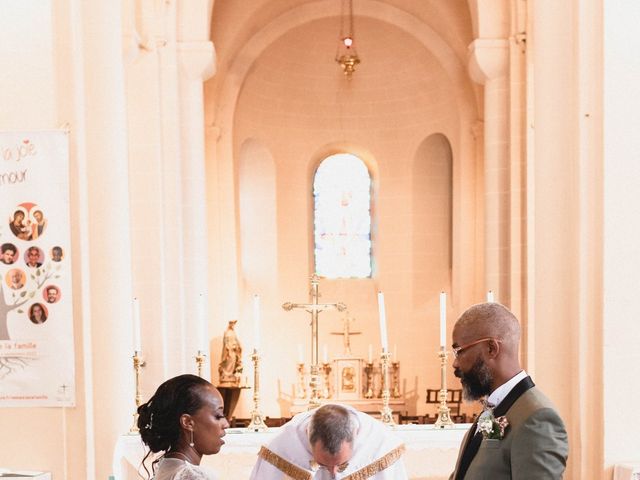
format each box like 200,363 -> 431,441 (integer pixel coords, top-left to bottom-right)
452,337 -> 500,358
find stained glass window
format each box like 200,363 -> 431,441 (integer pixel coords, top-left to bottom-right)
313,153 -> 372,278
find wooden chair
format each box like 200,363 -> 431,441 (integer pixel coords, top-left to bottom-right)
264,416 -> 290,427
399,414 -> 425,425
229,417 -> 251,428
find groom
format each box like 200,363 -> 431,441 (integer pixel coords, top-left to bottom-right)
449,303 -> 569,479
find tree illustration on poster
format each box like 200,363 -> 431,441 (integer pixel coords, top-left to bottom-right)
0,203 -> 62,372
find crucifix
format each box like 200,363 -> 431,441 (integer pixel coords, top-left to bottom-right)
330,313 -> 361,356
283,274 -> 347,408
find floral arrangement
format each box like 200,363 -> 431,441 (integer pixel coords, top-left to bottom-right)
477,411 -> 509,440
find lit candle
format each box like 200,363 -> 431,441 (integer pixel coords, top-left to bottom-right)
439,292 -> 446,348
253,294 -> 261,351
377,292 -> 388,352
368,344 -> 373,363
323,344 -> 328,363
298,344 -> 303,363
132,297 -> 141,352
487,290 -> 495,302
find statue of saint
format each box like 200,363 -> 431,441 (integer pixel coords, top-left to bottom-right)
218,320 -> 243,386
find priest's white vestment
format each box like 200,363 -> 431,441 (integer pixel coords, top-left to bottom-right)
249,404 -> 408,480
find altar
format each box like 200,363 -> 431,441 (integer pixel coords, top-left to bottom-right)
289,398 -> 407,423
112,424 -> 468,480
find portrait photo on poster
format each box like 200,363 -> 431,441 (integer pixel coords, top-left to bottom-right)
51,245 -> 64,262
29,302 -> 48,325
24,245 -> 44,268
5,268 -> 26,290
1,242 -> 18,265
43,284 -> 61,304
8,202 -> 48,241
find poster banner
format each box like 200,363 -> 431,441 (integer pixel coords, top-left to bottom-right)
0,131 -> 75,406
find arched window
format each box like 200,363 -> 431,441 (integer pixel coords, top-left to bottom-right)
313,153 -> 372,278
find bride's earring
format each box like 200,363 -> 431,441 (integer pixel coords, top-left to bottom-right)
189,429 -> 194,447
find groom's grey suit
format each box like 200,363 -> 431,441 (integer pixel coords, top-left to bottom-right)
450,376 -> 569,480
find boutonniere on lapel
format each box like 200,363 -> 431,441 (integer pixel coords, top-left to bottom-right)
477,410 -> 509,440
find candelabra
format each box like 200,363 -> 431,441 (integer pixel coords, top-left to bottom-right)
295,362 -> 307,399
363,361 -> 374,399
128,350 -> 146,434
391,361 -> 401,398
435,347 -> 454,428
308,364 -> 322,409
195,350 -> 207,378
379,351 -> 395,426
321,362 -> 332,398
247,349 -> 268,431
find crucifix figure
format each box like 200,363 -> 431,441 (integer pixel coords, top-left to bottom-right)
58,383 -> 70,402
330,313 -> 361,356
282,274 -> 347,408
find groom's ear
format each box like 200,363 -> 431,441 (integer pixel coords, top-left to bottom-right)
486,338 -> 501,358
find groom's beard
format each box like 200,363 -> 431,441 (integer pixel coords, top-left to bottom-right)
455,356 -> 493,401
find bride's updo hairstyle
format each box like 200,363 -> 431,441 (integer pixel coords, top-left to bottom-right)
137,374 -> 212,453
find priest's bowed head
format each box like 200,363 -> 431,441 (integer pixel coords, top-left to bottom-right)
250,403 -> 408,479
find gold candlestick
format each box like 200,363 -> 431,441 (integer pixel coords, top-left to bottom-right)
379,351 -> 395,426
128,350 -> 146,434
195,350 -> 207,378
363,361 -> 374,399
435,347 -> 454,428
391,361 -> 401,398
321,362 -> 332,399
308,363 -> 322,409
247,349 -> 268,431
296,362 -> 307,399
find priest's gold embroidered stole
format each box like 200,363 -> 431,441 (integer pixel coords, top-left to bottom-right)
257,444 -> 405,480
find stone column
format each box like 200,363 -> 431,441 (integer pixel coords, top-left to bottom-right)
178,41 -> 216,377
205,123 -> 242,350
468,39 -> 510,305
603,2 -> 640,474
153,3 -> 188,379
82,2 -> 135,478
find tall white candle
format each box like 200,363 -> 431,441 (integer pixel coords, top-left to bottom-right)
133,297 -> 141,352
298,344 -> 303,363
487,290 -> 495,302
377,292 -> 388,352
323,344 -> 328,363
368,344 -> 373,363
439,292 -> 447,348
198,293 -> 206,351
253,294 -> 261,350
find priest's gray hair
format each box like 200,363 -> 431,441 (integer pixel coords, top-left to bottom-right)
308,404 -> 358,455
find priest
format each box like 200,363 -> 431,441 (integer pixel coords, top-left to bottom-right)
249,404 -> 407,480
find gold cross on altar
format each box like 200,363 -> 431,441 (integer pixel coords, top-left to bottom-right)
282,274 -> 346,408
331,314 -> 361,357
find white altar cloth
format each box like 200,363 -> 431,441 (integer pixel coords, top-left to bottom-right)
614,463 -> 640,480
113,424 -> 468,480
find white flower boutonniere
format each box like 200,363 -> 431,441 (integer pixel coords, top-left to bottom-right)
478,412 -> 509,440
